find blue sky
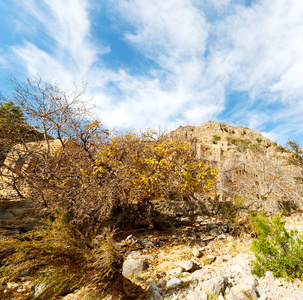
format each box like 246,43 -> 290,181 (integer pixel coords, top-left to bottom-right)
1,0 -> 303,145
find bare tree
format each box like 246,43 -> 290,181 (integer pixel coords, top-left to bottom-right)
0,77 -> 108,223
218,148 -> 301,203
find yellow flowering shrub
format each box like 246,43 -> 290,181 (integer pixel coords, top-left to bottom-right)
93,132 -> 216,208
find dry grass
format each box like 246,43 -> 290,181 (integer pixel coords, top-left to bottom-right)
0,210 -> 147,299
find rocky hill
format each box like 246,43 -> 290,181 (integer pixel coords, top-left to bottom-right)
167,121 -> 273,152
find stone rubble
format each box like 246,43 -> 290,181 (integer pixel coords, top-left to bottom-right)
3,213 -> 303,299
119,214 -> 303,300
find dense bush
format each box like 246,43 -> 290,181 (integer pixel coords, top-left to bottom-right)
251,214 -> 303,280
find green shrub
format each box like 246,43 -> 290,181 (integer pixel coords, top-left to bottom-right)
256,137 -> 262,143
251,214 -> 303,280
212,134 -> 221,144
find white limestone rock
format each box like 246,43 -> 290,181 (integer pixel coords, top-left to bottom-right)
122,259 -> 148,277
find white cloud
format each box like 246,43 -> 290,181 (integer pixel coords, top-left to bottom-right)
11,0 -> 107,84
7,0 -> 303,143
214,0 -> 303,99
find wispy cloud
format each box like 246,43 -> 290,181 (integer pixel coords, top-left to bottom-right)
11,0 -> 105,83
211,0 -> 303,141
4,0 -> 303,143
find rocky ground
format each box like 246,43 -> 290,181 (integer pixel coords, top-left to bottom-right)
118,213 -> 303,300
2,213 -> 303,299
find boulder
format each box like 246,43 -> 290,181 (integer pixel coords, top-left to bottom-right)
174,260 -> 195,272
201,276 -> 226,296
32,283 -> 48,298
122,259 -> 148,277
239,275 -> 258,289
166,277 -> 183,288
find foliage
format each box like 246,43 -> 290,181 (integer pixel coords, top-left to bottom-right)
249,143 -> 260,151
251,214 -> 303,280
212,134 -> 221,144
0,101 -> 24,123
0,210 -> 124,299
226,137 -> 250,151
256,137 -> 262,143
0,99 -> 45,164
93,132 -> 216,221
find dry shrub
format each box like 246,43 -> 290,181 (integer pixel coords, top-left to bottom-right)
0,210 -> 127,299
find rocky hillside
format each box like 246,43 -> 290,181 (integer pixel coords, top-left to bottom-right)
167,121 -> 273,151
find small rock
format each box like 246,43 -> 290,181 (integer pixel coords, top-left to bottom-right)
7,282 -> 20,289
122,259 -> 148,276
19,269 -> 32,276
223,254 -> 232,261
188,269 -> 210,281
265,271 -> 275,281
147,282 -> 163,300
239,275 -> 258,288
202,254 -> 216,265
32,283 -> 48,298
115,242 -> 128,249
230,264 -> 251,275
225,294 -> 234,300
140,254 -> 155,260
192,247 -> 203,258
167,267 -> 184,277
230,284 -> 257,300
201,276 -> 226,296
157,279 -> 167,287
217,234 -> 226,240
175,260 -> 195,272
216,256 -> 224,264
143,240 -> 155,248
274,278 -> 283,286
186,291 -> 200,300
166,277 -> 183,288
